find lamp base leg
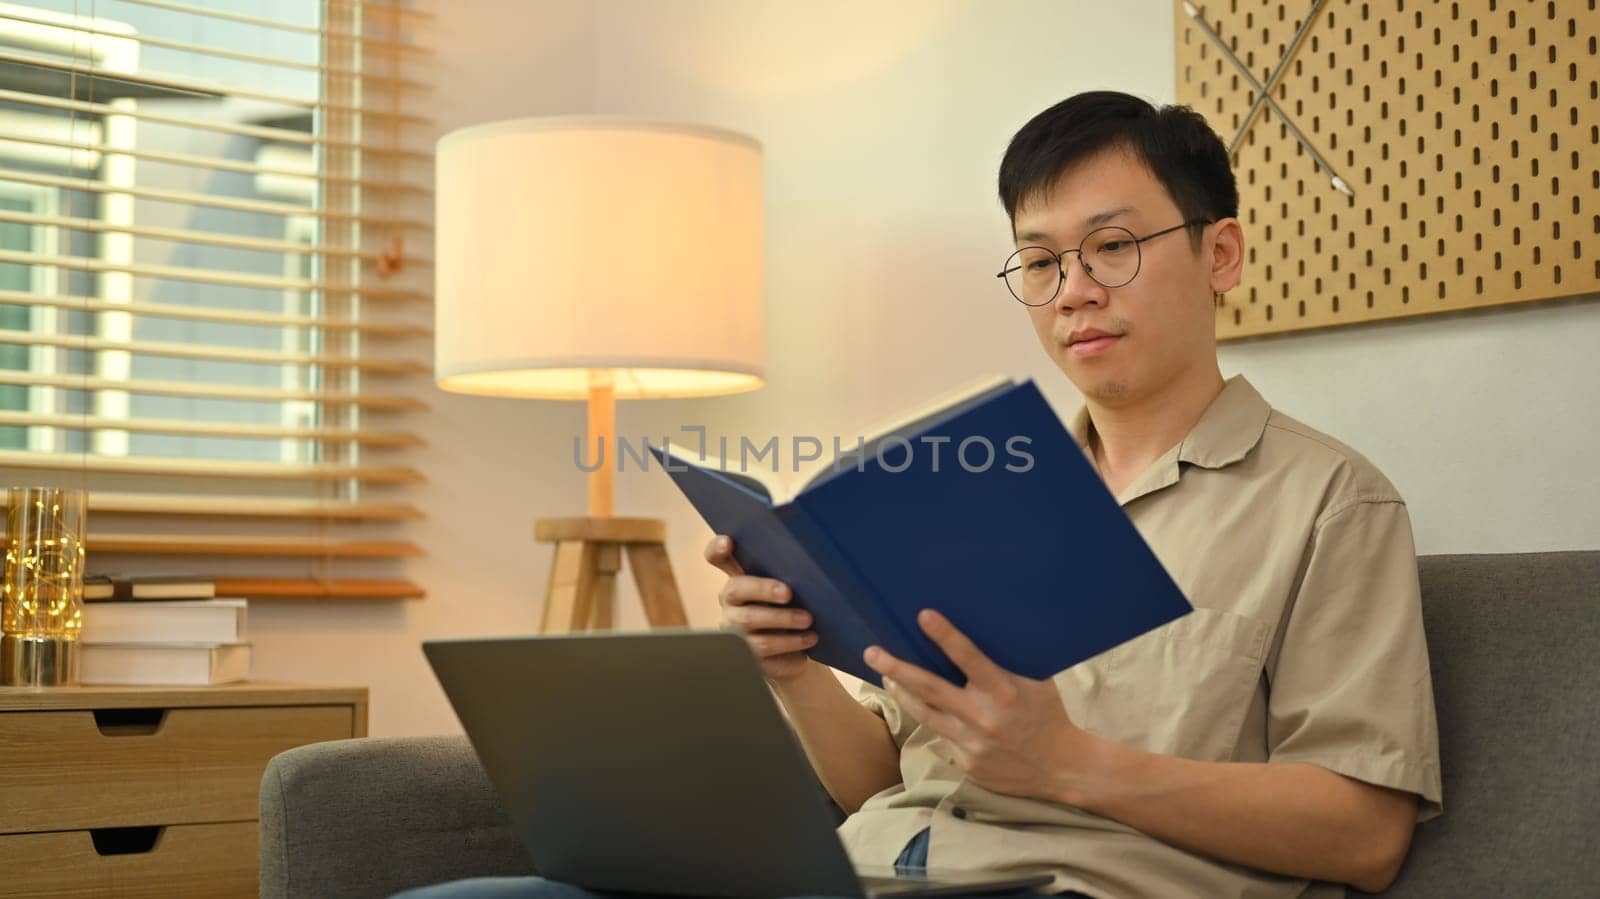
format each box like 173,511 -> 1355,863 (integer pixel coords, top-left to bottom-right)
534,516 -> 689,633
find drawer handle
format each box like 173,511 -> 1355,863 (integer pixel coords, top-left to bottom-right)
93,708 -> 168,736
90,826 -> 164,856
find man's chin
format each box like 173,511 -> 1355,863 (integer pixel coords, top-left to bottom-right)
1059,364 -> 1133,405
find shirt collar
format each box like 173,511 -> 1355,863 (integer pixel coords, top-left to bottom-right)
1068,373 -> 1272,474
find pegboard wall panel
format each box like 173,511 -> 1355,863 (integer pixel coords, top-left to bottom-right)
1176,0 -> 1600,341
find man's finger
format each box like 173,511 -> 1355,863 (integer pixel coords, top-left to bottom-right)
864,646 -> 971,720
884,675 -> 970,743
703,535 -> 745,577
917,609 -> 1006,687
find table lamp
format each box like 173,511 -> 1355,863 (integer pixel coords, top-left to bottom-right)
435,117 -> 764,634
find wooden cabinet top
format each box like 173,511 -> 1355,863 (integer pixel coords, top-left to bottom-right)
0,682 -> 368,712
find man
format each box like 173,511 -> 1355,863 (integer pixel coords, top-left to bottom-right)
711,91 -> 1441,898
402,91 -> 1441,899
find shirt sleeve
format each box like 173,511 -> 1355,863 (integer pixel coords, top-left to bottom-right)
854,678 -> 919,752
1265,498 -> 1444,822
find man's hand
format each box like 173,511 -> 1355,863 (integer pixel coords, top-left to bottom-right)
863,608 -> 1092,802
705,535 -> 817,684
867,610 -> 1420,892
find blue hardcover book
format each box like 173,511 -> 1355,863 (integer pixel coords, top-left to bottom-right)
647,376 -> 1192,687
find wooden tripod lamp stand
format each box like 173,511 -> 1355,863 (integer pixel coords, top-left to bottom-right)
434,117 -> 766,633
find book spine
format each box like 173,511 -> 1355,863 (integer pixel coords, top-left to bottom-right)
779,498 -> 928,680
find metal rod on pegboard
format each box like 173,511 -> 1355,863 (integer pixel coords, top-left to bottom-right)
1183,0 -> 1353,197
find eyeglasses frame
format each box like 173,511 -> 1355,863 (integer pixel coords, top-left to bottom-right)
996,218 -> 1215,305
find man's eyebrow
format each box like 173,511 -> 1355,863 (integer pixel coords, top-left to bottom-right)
1085,205 -> 1136,227
1014,206 -> 1137,244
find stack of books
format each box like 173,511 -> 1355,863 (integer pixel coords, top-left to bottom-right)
78,575 -> 251,685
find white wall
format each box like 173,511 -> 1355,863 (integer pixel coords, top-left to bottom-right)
250,0 -> 1600,737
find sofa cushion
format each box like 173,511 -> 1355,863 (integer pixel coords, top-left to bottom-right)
1382,551 -> 1600,896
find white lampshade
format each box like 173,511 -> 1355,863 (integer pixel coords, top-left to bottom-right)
434,116 -> 765,400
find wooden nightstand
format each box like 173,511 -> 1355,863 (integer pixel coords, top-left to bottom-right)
0,683 -> 367,898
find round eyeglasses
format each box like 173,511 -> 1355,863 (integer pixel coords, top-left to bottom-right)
996,219 -> 1213,306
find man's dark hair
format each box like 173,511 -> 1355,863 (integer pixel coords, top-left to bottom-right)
998,91 -> 1239,251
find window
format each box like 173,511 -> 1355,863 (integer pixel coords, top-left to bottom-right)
0,0 -> 431,599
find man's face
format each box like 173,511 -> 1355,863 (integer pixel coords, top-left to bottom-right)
1011,148 -> 1227,407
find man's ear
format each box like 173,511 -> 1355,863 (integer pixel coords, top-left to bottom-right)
1208,217 -> 1245,295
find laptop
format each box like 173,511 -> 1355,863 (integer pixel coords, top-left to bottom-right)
423,630 -> 1055,898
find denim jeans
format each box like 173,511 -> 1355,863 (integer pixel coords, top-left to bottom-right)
391,825 -> 1071,898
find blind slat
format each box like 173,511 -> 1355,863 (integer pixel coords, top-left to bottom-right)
0,8 -> 433,87
0,248 -> 431,300
0,450 -> 424,483
0,411 -> 424,447
84,493 -> 423,520
119,0 -> 433,44
0,371 -> 427,410
0,169 -> 431,231
0,88 -> 432,157
0,133 -> 432,195
0,330 -> 429,374
88,534 -> 424,558
0,210 -> 434,267
0,48 -> 427,115
0,289 -> 431,338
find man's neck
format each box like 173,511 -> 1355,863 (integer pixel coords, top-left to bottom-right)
1086,364 -> 1227,489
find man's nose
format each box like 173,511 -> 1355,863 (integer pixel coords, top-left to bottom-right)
1055,253 -> 1106,313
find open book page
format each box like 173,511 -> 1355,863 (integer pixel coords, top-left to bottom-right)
796,373 -> 1016,496
655,374 -> 1014,505
655,440 -> 780,503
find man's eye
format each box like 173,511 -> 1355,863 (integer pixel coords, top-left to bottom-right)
1026,259 -> 1055,271
1099,240 -> 1129,253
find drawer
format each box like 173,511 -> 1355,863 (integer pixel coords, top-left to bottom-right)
0,821 -> 256,898
0,705 -> 353,833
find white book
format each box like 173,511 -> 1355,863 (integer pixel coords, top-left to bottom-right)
79,643 -> 251,686
80,599 -> 248,645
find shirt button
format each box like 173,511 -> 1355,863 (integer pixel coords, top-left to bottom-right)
951,806 -> 968,819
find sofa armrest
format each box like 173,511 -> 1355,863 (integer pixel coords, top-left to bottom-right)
259,735 -> 533,899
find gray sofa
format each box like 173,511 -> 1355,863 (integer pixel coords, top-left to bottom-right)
259,551 -> 1600,898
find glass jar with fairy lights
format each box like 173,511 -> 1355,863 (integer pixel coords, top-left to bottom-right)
2,487 -> 86,686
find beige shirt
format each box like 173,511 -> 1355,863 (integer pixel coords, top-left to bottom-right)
837,374 -> 1443,898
